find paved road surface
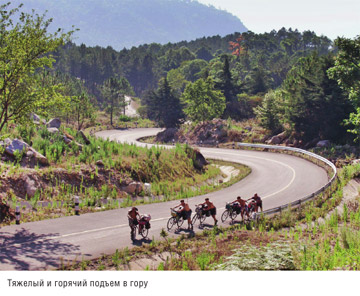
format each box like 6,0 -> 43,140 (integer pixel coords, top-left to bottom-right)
0,128 -> 328,270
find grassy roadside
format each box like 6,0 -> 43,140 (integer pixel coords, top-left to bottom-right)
0,159 -> 250,226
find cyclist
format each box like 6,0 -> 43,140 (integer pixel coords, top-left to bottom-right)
200,198 -> 218,226
231,196 -> 249,220
247,193 -> 263,213
128,207 -> 141,237
173,200 -> 192,229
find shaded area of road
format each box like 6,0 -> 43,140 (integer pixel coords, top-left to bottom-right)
0,228 -> 80,270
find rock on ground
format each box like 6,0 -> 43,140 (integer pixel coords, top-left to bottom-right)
47,127 -> 60,134
27,147 -> 49,166
123,182 -> 143,195
316,140 -> 330,148
267,131 -> 287,145
46,118 -> 61,129
4,139 -> 29,157
24,176 -> 38,198
31,113 -> 40,122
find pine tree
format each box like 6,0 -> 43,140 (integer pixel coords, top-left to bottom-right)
101,77 -> 134,125
144,78 -> 184,127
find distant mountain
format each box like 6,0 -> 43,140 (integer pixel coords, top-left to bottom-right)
9,0 -> 248,50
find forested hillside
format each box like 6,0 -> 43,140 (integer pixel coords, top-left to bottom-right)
9,0 -> 247,49
54,29 -> 333,98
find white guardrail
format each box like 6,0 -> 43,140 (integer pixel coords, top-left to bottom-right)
235,142 -> 338,216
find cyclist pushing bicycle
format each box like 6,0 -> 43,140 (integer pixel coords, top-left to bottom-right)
247,193 -> 263,213
199,198 -> 218,226
128,207 -> 140,239
231,196 -> 249,220
172,200 -> 192,229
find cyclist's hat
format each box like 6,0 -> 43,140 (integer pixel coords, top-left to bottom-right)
205,198 -> 209,201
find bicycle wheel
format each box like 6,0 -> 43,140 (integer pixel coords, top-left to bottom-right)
140,227 -> 149,239
221,210 -> 230,222
177,216 -> 184,228
230,210 -> 238,221
246,209 -> 255,222
199,213 -> 206,223
167,217 -> 176,231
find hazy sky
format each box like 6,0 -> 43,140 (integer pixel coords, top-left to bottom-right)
197,0 -> 359,40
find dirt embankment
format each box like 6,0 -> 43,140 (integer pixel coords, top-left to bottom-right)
0,165 -> 130,201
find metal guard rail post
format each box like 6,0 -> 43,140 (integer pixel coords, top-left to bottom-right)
236,142 -> 337,217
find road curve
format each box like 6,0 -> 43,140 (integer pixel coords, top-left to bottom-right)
97,128 -> 329,209
0,128 -> 329,270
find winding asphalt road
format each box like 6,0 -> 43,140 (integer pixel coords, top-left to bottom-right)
0,128 -> 328,270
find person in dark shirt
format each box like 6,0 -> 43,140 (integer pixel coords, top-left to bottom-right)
247,193 -> 263,212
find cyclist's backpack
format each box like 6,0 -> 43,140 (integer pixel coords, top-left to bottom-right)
145,222 -> 151,229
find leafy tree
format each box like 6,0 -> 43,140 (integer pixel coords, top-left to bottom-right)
245,66 -> 273,95
236,93 -> 262,119
254,89 -> 283,132
0,2 -> 73,133
143,78 -> 184,127
101,77 -> 134,125
72,92 -> 95,130
328,36 -> 360,140
181,77 -> 225,123
160,47 -> 195,72
181,59 -> 208,82
167,69 -> 189,93
229,34 -> 245,57
195,46 -> 213,61
34,71 -> 96,130
166,59 -> 208,93
33,70 -> 71,120
281,53 -> 351,142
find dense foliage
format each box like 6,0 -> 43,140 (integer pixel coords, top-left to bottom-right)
256,53 -> 353,142
181,78 -> 225,123
328,36 -> 360,141
53,29 -> 333,99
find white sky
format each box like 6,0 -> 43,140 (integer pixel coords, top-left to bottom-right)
197,0 -> 360,40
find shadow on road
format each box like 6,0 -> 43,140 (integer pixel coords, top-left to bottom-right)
194,222 -> 217,229
0,228 -> 81,270
131,237 -> 152,246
